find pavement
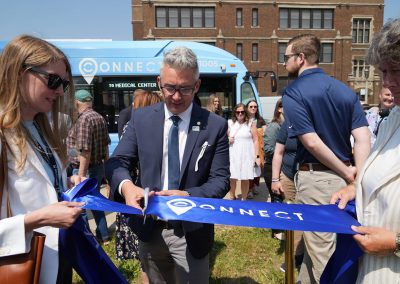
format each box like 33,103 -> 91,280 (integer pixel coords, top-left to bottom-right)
87,178 -> 271,234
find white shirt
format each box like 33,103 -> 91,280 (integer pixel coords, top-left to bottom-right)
161,103 -> 192,190
118,103 -> 193,194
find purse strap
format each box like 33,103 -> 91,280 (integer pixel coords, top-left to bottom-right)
0,132 -> 11,219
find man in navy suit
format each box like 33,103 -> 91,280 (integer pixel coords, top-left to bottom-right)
105,46 -> 230,283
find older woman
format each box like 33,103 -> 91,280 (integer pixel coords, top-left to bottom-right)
0,35 -> 84,283
331,19 -> 400,283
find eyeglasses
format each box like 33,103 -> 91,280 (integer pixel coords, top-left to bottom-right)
284,53 -> 299,63
27,66 -> 70,92
236,111 -> 245,115
160,84 -> 196,96
248,105 -> 258,109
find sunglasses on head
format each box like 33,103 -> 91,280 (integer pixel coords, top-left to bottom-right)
236,111 -> 245,114
27,66 -> 70,92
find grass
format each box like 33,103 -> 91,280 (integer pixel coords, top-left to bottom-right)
73,226 -> 286,283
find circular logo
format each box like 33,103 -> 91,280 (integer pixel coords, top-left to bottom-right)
166,198 -> 196,215
79,58 -> 98,77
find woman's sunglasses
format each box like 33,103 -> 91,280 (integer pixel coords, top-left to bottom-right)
27,66 -> 70,92
236,111 -> 245,115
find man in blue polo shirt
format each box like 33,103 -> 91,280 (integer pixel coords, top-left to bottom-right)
282,34 -> 370,283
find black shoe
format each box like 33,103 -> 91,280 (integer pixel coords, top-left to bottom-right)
295,254 -> 304,268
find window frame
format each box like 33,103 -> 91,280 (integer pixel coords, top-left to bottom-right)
236,8 -> 243,27
155,7 -> 215,28
352,18 -> 371,44
252,8 -> 258,27
279,8 -> 334,29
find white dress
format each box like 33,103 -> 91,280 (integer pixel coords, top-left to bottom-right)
228,119 -> 255,180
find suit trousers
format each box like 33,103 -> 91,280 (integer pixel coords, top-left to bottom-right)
294,170 -> 346,284
139,225 -> 209,284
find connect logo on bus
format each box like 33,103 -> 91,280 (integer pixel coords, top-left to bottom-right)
79,58 -> 98,84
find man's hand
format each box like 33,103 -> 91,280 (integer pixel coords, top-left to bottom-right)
122,182 -> 146,210
271,181 -> 284,196
352,225 -> 396,256
330,183 -> 356,209
155,190 -> 190,197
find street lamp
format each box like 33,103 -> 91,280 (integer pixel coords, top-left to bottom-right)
364,65 -> 370,105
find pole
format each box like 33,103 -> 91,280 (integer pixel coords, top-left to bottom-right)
365,77 -> 369,105
285,230 -> 295,284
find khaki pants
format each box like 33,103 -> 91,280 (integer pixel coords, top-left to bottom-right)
281,172 -> 304,257
294,170 -> 346,284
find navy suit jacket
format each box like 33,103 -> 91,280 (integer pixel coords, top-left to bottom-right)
105,102 -> 230,258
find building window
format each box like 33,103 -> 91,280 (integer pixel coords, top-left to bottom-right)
252,44 -> 258,61
236,8 -> 243,27
320,43 -> 333,63
352,19 -> 371,43
236,43 -> 243,60
279,8 -> 333,29
252,8 -> 258,27
278,42 -> 287,63
155,7 -> 215,28
156,8 -> 167,28
353,59 -> 369,78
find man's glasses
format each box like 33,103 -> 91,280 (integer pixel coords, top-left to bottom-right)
236,111 -> 245,115
248,105 -> 258,109
160,84 -> 195,96
284,53 -> 299,63
27,66 -> 70,92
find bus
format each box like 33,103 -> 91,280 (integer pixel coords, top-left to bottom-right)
0,40 -> 276,152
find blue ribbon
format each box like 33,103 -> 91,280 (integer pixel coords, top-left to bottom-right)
63,179 -> 362,283
59,179 -> 128,284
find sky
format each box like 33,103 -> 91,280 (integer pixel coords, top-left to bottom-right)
0,0 -> 399,41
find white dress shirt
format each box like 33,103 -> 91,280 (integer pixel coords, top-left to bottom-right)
161,103 -> 192,190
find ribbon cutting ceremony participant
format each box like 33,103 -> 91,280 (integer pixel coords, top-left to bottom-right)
282,34 -> 370,283
106,46 -> 230,283
0,35 -> 84,283
332,18 -> 400,283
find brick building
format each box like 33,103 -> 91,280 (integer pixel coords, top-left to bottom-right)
132,0 -> 384,105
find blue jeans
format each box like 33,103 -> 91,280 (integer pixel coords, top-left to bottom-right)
73,163 -> 109,241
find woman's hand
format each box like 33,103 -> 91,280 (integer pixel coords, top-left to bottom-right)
255,157 -> 261,167
24,201 -> 84,231
228,136 -> 234,145
68,174 -> 87,188
352,225 -> 397,256
330,183 -> 356,209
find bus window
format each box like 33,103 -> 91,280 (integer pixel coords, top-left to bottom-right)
241,82 -> 257,106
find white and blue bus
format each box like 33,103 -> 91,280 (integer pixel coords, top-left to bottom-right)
0,40 -> 276,153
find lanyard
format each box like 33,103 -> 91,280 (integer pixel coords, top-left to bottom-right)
30,121 -> 62,200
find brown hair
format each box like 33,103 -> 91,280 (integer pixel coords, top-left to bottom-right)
133,89 -> 163,110
0,35 -> 74,171
231,103 -> 249,123
288,34 -> 320,65
271,98 -> 284,124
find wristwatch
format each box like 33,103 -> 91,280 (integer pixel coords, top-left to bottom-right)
394,233 -> 400,257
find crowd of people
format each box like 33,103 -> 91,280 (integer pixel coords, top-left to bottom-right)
1,18 -> 400,283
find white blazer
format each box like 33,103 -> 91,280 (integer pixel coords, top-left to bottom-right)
0,133 -> 67,284
355,106 -> 400,283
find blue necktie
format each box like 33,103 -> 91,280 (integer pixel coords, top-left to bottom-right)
168,115 -> 181,189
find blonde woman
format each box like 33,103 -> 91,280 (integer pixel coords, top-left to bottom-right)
0,35 -> 84,283
207,94 -> 222,116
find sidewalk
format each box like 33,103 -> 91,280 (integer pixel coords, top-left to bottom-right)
87,178 -> 271,234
